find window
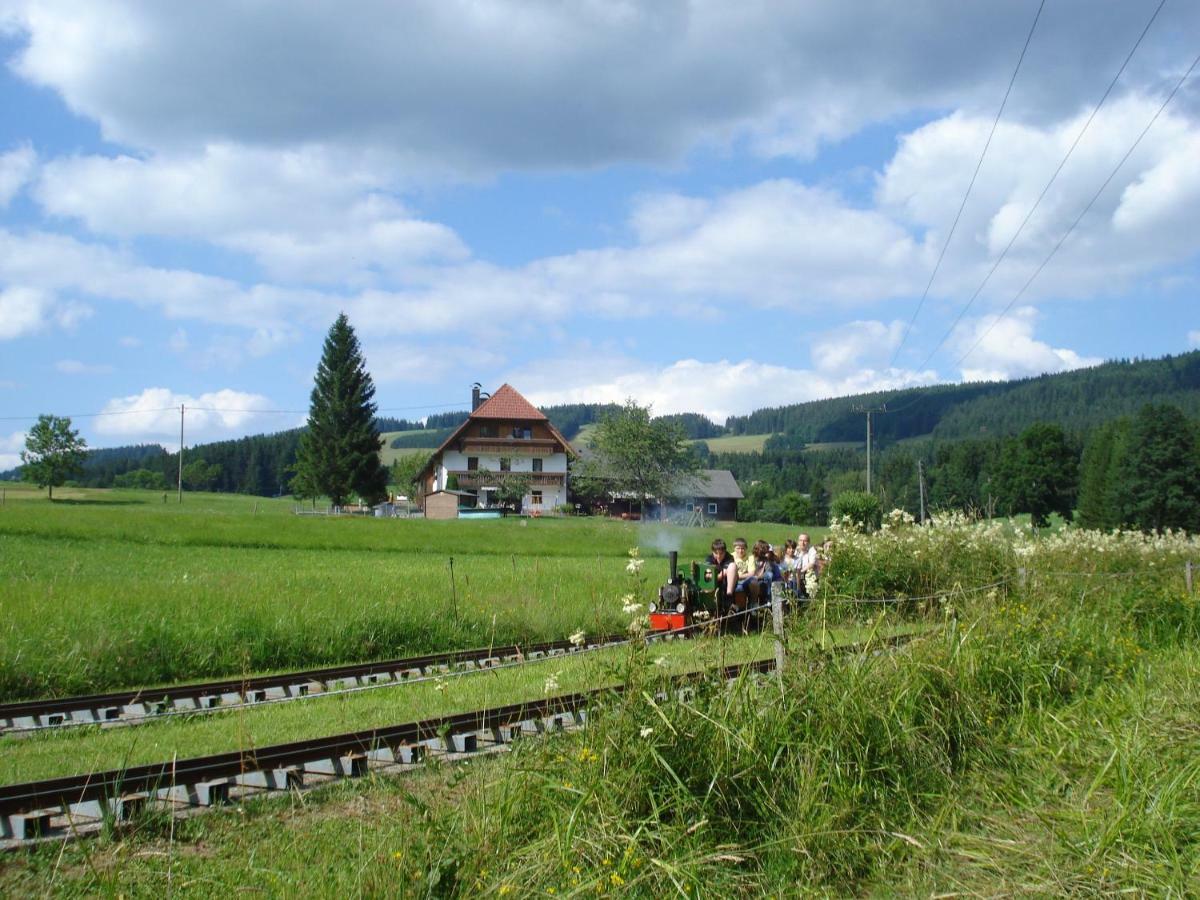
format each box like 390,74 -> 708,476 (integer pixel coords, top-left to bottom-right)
500,458 -> 511,472
532,458 -> 543,472
685,501 -> 694,512
531,490 -> 543,506
707,502 -> 718,515
478,424 -> 497,438
466,457 -> 478,471
512,426 -> 532,439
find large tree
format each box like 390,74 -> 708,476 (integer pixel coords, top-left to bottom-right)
291,314 -> 388,507
577,399 -> 699,516
993,423 -> 1078,527
1123,403 -> 1200,533
21,414 -> 87,500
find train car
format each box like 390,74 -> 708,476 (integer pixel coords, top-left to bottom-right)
648,551 -> 722,632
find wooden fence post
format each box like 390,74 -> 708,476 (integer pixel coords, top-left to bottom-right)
1018,566 -> 1028,591
1186,561 -> 1194,596
449,556 -> 459,627
771,584 -> 785,679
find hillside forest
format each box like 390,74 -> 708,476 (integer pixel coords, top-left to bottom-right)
5,352 -> 1198,530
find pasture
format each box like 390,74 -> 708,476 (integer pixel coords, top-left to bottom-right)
695,432 -> 773,453
0,486 -> 814,700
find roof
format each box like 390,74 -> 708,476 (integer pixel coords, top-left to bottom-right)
679,469 -> 744,500
470,384 -> 548,420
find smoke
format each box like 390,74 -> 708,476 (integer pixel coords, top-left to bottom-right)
638,524 -> 682,556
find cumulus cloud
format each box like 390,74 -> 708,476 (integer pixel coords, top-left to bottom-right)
56,359 -> 114,375
511,354 -> 936,424
952,306 -> 1102,382
0,144 -> 36,206
0,429 -> 29,472
1188,330 -> 1200,348
5,2 -> 1194,170
94,387 -> 276,448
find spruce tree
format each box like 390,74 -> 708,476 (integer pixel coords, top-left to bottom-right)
1123,404 -> 1200,532
292,314 -> 388,507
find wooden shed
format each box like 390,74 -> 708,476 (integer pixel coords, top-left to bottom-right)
424,490 -> 475,520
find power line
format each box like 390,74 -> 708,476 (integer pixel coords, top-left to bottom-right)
889,0 -> 1047,369
0,401 -> 468,422
957,48 -> 1200,367
915,0 -> 1171,374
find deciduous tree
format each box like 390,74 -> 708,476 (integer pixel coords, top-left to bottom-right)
291,314 -> 388,507
21,414 -> 87,500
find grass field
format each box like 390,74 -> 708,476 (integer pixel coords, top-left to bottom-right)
378,430 -> 436,467
2,494 -> 1197,896
694,432 -> 773,453
0,486 -> 817,699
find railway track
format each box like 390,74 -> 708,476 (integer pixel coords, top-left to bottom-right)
0,630 -> 664,734
0,631 -> 922,846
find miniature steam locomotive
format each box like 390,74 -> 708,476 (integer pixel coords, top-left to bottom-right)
647,551 -> 723,632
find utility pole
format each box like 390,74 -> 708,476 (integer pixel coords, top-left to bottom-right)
177,404 -> 185,504
917,458 -> 926,524
854,404 -> 887,494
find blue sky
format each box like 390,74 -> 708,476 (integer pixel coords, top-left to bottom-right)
1,0 -> 1197,468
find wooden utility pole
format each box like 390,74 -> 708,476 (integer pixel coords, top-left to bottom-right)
177,404 -> 184,504
917,459 -> 927,524
854,404 -> 887,494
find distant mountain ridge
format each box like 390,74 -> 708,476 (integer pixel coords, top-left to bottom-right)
4,351 -> 1196,492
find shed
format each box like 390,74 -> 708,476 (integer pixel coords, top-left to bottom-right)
424,490 -> 476,520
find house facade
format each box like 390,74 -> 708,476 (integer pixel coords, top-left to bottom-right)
417,384 -> 573,514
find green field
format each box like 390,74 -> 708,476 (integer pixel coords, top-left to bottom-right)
2,493 -> 1197,896
0,486 -> 814,700
378,430 -> 436,467
694,432 -> 773,453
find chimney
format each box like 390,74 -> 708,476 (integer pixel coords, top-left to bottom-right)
471,383 -> 482,411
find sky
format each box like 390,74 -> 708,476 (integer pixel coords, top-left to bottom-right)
1,0 -> 1198,468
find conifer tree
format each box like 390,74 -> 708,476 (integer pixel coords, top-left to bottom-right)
292,314 -> 388,507
1123,404 -> 1200,532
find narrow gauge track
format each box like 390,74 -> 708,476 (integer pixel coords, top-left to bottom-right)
0,632 -> 921,846
0,631 -> 654,734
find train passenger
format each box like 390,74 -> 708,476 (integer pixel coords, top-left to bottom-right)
731,538 -> 753,584
744,538 -> 783,605
705,538 -> 738,603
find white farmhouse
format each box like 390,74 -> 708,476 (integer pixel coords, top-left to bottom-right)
416,384 -> 573,515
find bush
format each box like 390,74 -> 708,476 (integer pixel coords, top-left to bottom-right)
830,491 -> 882,531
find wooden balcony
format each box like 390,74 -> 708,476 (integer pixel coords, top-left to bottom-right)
450,471 -> 566,489
458,437 -> 561,456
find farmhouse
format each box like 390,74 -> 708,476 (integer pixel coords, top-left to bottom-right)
417,384 -> 573,515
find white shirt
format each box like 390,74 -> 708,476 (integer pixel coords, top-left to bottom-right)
797,546 -> 818,572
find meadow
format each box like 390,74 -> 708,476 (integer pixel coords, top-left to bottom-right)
2,489 -> 1197,896
0,486 -> 815,700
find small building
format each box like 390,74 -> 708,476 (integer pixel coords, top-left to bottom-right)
662,469 -> 745,521
423,489 -> 478,520
417,384 -> 574,514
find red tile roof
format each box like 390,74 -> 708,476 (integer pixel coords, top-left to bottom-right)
470,384 -> 548,420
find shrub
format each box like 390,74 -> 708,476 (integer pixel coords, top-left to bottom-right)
830,491 -> 882,532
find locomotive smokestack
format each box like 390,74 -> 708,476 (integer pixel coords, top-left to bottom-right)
668,550 -> 678,581
471,383 -> 481,411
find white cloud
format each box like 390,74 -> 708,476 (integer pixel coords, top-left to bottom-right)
0,286 -> 51,339
6,2 -> 1194,171
56,359 -> 114,375
167,329 -> 189,353
0,144 -> 36,207
1188,330 -> 1200,349
0,429 -> 28,471
810,320 -> 905,375
94,387 -> 276,448
511,354 -> 936,424
953,307 -> 1102,382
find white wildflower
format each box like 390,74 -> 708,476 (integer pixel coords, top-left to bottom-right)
653,656 -> 668,668
626,557 -> 644,575
639,727 -> 654,739
568,630 -> 586,648
543,672 -> 561,695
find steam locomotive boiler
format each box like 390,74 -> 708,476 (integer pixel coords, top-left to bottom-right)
647,551 -> 722,632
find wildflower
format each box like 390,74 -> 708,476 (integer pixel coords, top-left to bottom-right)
498,886 -> 513,896
610,873 -> 625,887
652,656 -> 667,667
434,678 -> 448,693
625,557 -> 644,575
577,746 -> 599,763
639,726 -> 654,738
621,598 -> 643,616
544,671 -> 561,695
392,851 -> 403,861
569,630 -> 586,648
